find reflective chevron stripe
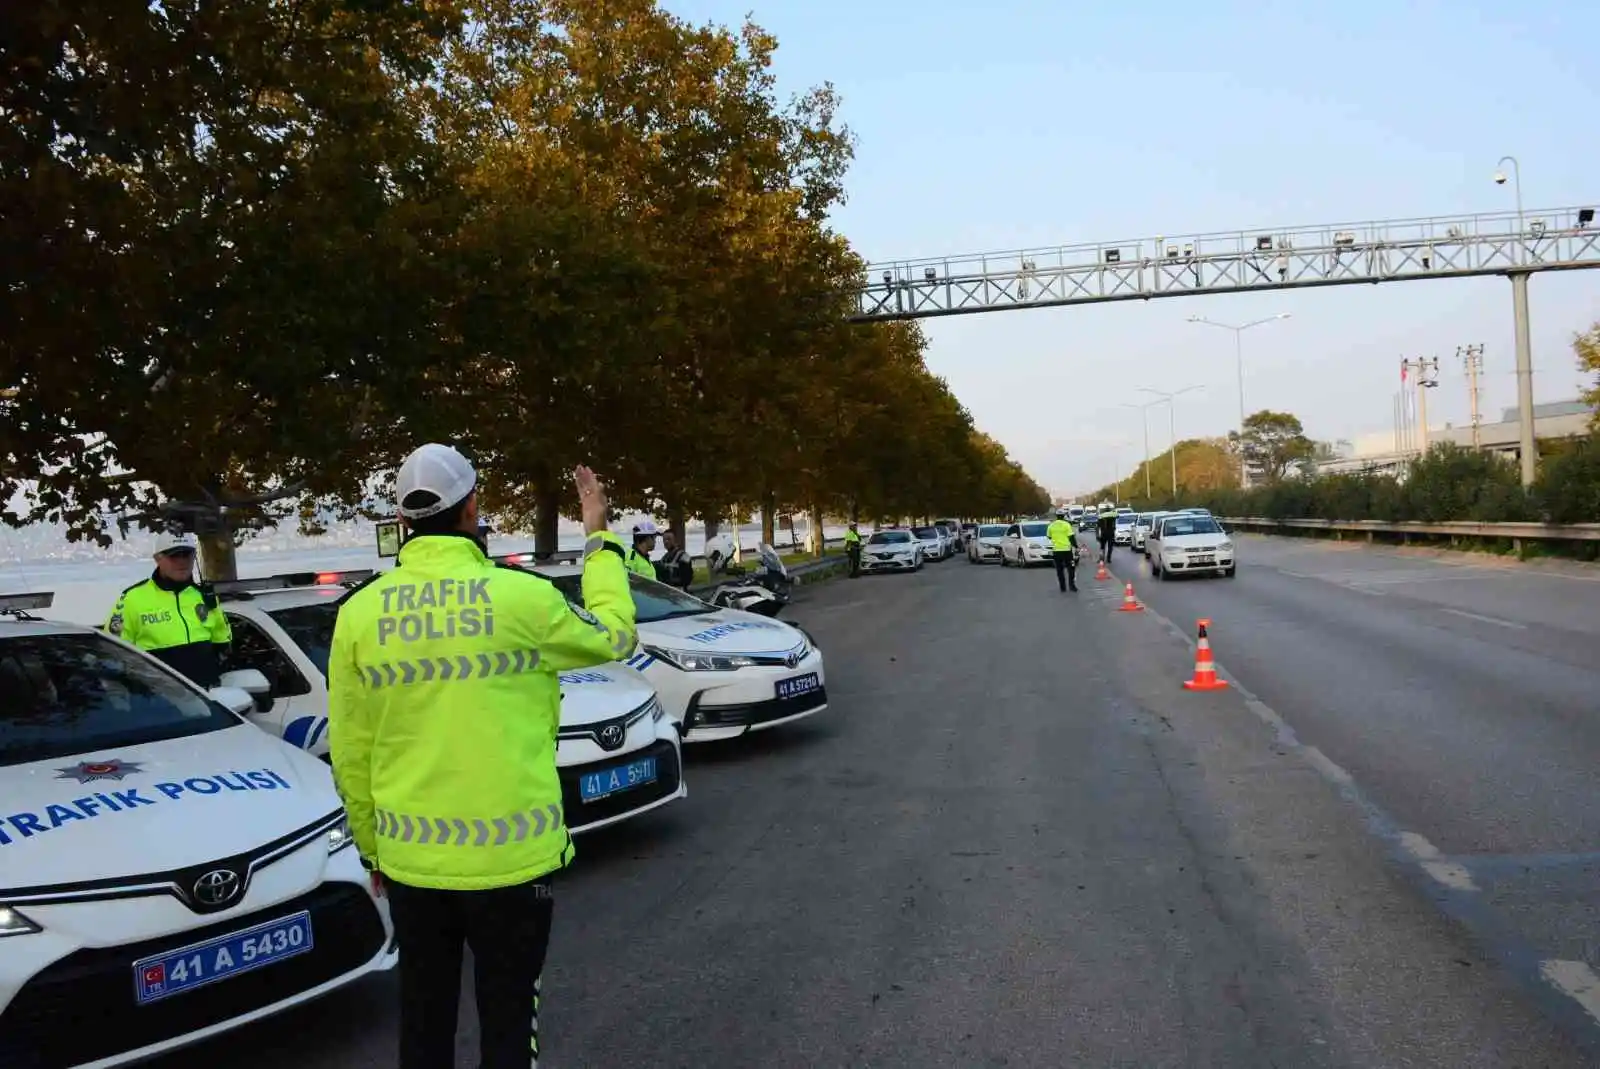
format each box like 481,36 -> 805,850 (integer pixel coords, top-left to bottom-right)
359,648 -> 542,689
374,803 -> 565,845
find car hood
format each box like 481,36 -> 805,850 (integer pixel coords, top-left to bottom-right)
558,663 -> 656,726
867,542 -> 915,553
641,610 -> 804,654
1,725 -> 336,892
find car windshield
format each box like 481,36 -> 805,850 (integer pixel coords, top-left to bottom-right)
1020,522 -> 1049,537
869,531 -> 912,544
912,527 -> 937,538
1161,516 -> 1223,537
1116,514 -> 1137,526
1138,514 -> 1153,524
978,524 -> 1007,537
266,603 -> 338,679
0,632 -> 237,766
551,572 -> 715,623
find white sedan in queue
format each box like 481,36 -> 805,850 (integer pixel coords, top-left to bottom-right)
1148,513 -> 1237,579
967,523 -> 1007,563
0,596 -> 394,1069
534,565 -> 828,745
859,529 -> 923,573
999,520 -> 1054,567
910,525 -> 947,561
210,572 -> 686,836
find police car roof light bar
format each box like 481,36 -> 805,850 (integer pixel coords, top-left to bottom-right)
0,590 -> 54,617
213,570 -> 375,596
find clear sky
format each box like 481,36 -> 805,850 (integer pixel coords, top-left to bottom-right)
670,0 -> 1600,495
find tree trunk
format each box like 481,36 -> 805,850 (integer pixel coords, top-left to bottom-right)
761,492 -> 776,546
666,499 -> 687,550
198,531 -> 238,582
534,485 -> 560,559
703,516 -> 720,542
810,504 -> 825,557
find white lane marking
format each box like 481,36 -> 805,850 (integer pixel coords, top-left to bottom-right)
1439,607 -> 1527,630
1398,832 -> 1479,892
1302,746 -> 1353,785
1541,960 -> 1600,1026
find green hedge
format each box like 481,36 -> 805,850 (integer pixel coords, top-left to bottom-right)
1197,437 -> 1600,524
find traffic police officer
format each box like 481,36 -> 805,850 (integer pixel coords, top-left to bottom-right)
1047,508 -> 1079,592
627,519 -> 659,578
1096,501 -> 1119,564
103,532 -> 231,686
844,522 -> 862,578
327,444 -> 637,1069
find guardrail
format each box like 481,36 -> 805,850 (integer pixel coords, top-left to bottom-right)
1220,516 -> 1600,549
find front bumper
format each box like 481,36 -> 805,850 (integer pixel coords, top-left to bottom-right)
1163,552 -> 1236,574
971,543 -> 1002,561
669,650 -> 829,743
560,735 -> 686,833
0,874 -> 391,1068
861,553 -> 917,571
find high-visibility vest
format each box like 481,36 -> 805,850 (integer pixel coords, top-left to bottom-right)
328,530 -> 637,891
626,547 -> 655,578
105,576 -> 232,686
1046,519 -> 1077,551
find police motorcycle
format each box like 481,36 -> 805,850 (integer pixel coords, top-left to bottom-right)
706,543 -> 791,617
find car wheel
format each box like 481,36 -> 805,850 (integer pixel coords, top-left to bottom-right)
1224,566 -> 1237,578
1153,561 -> 1164,580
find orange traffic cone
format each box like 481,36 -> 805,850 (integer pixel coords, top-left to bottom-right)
1094,558 -> 1110,581
1182,618 -> 1229,691
1118,581 -> 1144,612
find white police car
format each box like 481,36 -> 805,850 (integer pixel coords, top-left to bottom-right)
513,561 -> 828,744
0,593 -> 394,1068
212,571 -> 686,833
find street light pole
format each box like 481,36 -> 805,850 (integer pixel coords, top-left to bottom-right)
1495,154 -> 1538,487
1138,385 -> 1204,501
1120,401 -> 1156,500
1187,313 -> 1291,488
1496,155 -> 1525,256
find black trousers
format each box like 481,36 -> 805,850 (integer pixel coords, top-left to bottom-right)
847,543 -> 861,577
1098,527 -> 1115,563
386,875 -> 555,1069
1052,550 -> 1078,591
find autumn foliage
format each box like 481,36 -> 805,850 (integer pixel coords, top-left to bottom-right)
0,0 -> 1047,575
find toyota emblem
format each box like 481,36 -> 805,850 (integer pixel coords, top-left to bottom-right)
597,723 -> 626,751
193,868 -> 242,907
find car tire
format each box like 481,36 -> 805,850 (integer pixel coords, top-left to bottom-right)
1224,566 -> 1237,577
1153,561 -> 1164,580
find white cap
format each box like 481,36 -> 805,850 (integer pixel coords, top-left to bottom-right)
154,532 -> 199,556
633,520 -> 660,537
396,443 -> 477,520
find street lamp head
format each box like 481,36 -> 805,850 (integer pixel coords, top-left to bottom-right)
1493,171 -> 1507,186
1275,312 -> 1292,320
1186,315 -> 1201,323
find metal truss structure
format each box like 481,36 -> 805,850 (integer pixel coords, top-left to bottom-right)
852,205 -> 1600,322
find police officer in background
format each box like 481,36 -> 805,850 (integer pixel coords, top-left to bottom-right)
844,522 -> 862,578
627,519 -> 660,578
104,532 -> 231,686
1046,507 -> 1079,592
657,529 -> 693,589
1096,501 -> 1119,564
328,444 -> 637,1069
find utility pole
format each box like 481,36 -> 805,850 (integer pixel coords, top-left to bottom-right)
1458,344 -> 1485,449
1401,356 -> 1441,455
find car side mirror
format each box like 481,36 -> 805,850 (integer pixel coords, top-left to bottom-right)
209,685 -> 256,716
218,668 -> 273,713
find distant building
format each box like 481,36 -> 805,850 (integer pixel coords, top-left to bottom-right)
1315,399 -> 1593,478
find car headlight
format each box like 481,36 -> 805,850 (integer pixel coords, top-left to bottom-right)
646,644 -> 756,671
0,905 -> 41,938
1219,542 -> 1233,552
650,696 -> 666,722
327,814 -> 355,855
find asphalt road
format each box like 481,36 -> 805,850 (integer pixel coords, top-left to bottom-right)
147,542 -> 1598,1067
